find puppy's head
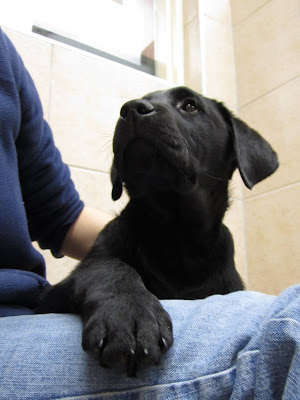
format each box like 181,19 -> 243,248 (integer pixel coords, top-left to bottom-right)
111,86 -> 278,200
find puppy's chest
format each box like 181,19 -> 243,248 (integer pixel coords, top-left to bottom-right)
125,229 -> 206,297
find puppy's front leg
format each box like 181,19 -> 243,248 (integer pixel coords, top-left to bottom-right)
37,228 -> 173,375
78,258 -> 173,375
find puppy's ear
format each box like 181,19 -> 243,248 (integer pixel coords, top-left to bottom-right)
110,164 -> 123,201
218,102 -> 279,189
231,116 -> 279,189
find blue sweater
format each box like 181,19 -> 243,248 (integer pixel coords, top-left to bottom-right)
0,28 -> 84,314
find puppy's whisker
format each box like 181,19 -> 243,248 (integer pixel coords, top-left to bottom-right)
201,171 -> 225,182
99,139 -> 113,154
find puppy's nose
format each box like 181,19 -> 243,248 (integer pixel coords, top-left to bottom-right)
120,99 -> 154,118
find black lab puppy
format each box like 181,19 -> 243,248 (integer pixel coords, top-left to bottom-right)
38,86 -> 278,375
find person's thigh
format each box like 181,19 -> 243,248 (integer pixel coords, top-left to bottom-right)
0,286 -> 299,400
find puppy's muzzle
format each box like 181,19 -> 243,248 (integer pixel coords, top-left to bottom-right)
114,97 -> 197,195
120,99 -> 155,119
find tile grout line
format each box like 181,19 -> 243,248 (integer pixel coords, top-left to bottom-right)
245,181 -> 300,201
238,75 -> 300,112
203,14 -> 229,25
69,164 -> 110,176
232,0 -> 272,28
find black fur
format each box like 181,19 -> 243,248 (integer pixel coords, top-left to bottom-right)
37,87 -> 279,375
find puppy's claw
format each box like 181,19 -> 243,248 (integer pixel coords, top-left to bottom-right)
143,348 -> 149,356
98,337 -> 108,352
160,337 -> 168,349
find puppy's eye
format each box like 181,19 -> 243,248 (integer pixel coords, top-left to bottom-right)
181,99 -> 199,113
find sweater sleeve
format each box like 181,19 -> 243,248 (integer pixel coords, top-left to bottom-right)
4,32 -> 84,257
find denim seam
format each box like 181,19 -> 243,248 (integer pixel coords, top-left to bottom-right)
237,349 -> 260,359
51,364 -> 241,400
269,317 -> 300,326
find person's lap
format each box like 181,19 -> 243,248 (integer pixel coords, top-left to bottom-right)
0,285 -> 299,400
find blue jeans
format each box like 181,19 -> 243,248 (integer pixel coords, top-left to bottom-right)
0,285 -> 299,400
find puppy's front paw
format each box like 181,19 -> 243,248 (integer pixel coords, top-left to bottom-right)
81,291 -> 173,376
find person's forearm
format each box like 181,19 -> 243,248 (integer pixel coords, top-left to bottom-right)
60,206 -> 113,260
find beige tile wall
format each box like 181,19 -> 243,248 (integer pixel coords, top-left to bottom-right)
201,0 -> 237,111
231,0 -> 270,25
183,1 -> 202,93
232,0 -> 300,293
240,77 -> 300,198
245,184 -> 300,294
233,0 -> 300,107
